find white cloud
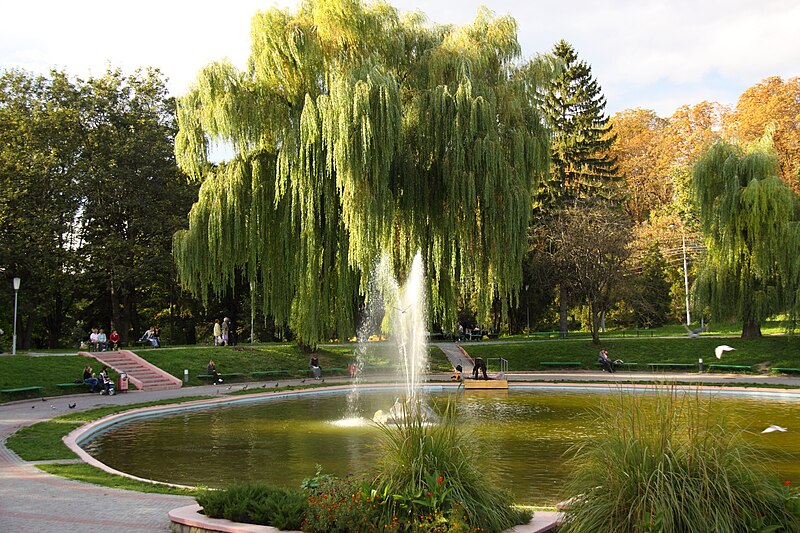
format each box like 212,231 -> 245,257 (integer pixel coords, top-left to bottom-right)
1,0 -> 797,118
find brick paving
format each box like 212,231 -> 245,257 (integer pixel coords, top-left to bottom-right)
3,356 -> 800,532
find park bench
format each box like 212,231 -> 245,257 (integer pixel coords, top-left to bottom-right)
198,372 -> 246,382
647,363 -> 695,371
540,361 -> 581,368
597,362 -> 638,371
707,364 -> 752,372
0,386 -> 44,399
56,382 -> 90,392
771,367 -> 800,374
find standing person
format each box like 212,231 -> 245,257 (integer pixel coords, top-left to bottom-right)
213,319 -> 222,346
472,356 -> 488,380
221,317 -> 230,346
227,318 -> 237,347
109,329 -> 120,350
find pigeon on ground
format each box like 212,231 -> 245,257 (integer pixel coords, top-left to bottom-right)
301,379 -> 306,383
51,405 -> 56,409
68,403 -> 76,409
762,425 -> 788,434
241,384 -> 248,390
715,345 -> 735,359
41,398 -> 47,402
226,385 -> 232,390
321,379 -> 325,383
274,383 -> 279,388
31,405 -> 35,409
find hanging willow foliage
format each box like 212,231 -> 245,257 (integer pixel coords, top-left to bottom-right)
692,131 -> 800,336
173,0 -> 552,347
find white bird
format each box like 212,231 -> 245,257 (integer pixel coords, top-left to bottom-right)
715,345 -> 735,359
762,425 -> 788,434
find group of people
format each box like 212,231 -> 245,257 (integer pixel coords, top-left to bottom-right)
87,328 -> 120,351
82,364 -> 115,395
212,318 -> 236,346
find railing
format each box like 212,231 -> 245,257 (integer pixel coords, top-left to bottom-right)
488,357 -> 509,379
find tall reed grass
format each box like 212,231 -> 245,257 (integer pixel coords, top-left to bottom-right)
561,384 -> 800,532
370,395 -> 530,532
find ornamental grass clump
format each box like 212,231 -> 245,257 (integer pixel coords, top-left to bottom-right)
560,385 -> 800,533
369,396 -> 530,532
196,481 -> 306,530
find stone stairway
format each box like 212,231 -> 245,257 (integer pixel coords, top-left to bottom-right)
79,349 -> 182,391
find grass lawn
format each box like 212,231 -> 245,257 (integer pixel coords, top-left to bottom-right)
0,344 -> 451,402
465,335 -> 800,371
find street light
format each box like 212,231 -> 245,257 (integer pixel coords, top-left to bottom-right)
669,225 -> 691,326
12,277 -> 20,355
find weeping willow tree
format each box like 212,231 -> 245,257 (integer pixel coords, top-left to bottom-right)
172,0 -> 553,348
692,130 -> 800,338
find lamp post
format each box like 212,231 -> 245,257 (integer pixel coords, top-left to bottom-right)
669,224 -> 691,326
525,284 -> 530,333
12,277 -> 20,355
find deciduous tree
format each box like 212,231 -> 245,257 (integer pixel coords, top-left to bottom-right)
172,0 -> 552,347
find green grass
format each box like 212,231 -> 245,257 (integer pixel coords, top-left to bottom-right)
0,344 -> 450,402
6,396 -> 213,461
36,463 -> 199,496
466,335 -> 800,371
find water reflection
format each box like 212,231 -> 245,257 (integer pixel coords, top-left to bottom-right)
82,388 -> 800,505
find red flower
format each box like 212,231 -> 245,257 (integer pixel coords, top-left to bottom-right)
438,476 -> 443,486
785,480 -> 792,486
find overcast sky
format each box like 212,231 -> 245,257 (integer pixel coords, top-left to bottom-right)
2,0 -> 798,117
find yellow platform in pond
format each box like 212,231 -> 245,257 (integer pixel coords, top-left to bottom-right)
464,379 -> 508,390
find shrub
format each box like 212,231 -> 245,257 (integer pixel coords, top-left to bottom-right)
196,481 -> 306,530
303,475 -> 385,532
560,385 -> 800,533
369,396 -> 531,532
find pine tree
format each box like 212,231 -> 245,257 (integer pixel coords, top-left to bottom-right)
540,39 -> 618,209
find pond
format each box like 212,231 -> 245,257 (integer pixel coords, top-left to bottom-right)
81,386 -> 800,505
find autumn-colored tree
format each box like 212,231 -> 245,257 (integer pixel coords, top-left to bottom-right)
609,108 -> 671,223
725,76 -> 800,192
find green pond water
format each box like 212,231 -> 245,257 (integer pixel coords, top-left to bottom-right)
83,387 -> 800,505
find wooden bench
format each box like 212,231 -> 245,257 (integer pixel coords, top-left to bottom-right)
198,372 -> 246,381
771,367 -> 800,374
56,382 -> 90,392
707,364 -> 752,372
0,386 -> 44,399
540,361 -> 581,368
597,362 -> 638,371
647,363 -> 694,371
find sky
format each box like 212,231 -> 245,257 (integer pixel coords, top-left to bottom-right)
1,0 -> 798,118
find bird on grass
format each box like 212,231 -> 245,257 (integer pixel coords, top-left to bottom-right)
715,345 -> 735,359
762,425 -> 788,434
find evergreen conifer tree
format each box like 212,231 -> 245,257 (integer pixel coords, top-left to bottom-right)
540,39 -> 619,209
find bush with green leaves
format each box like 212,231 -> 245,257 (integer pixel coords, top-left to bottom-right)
196,481 -> 306,530
560,385 -> 800,533
369,396 -> 531,532
302,475 -> 385,532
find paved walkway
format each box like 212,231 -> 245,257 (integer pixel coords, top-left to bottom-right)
3,366 -> 800,532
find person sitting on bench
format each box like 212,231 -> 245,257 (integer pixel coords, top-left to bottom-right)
598,349 -> 619,373
472,357 -> 488,380
207,359 -> 221,384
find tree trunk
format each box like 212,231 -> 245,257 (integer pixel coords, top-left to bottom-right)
741,319 -> 762,339
559,285 -> 568,335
